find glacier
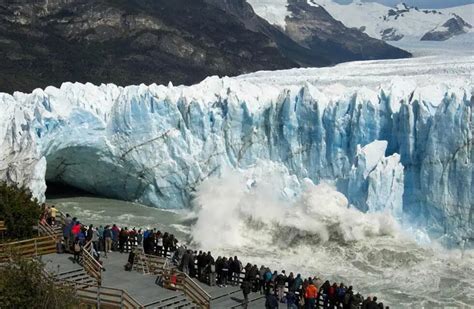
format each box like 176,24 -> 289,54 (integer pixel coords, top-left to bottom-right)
0,56 -> 472,240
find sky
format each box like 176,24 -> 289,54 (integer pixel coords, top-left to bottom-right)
334,0 -> 474,8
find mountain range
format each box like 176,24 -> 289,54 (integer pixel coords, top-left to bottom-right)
0,0 -> 409,94
311,1 -> 474,41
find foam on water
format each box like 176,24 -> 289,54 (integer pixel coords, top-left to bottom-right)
190,167 -> 474,307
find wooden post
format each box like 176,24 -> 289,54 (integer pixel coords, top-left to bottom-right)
97,285 -> 101,309
34,238 -> 38,257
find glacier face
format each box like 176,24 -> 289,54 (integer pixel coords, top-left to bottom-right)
0,56 -> 472,239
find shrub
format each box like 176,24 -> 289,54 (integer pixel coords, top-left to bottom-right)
0,253 -> 78,308
0,182 -> 42,240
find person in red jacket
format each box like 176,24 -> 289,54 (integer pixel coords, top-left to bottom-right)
305,280 -> 318,309
329,282 -> 338,308
71,222 -> 81,237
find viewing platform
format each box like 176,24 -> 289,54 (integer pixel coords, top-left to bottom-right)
41,250 -> 262,308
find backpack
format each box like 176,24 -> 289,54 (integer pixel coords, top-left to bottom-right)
344,293 -> 351,305
265,271 -> 272,282
337,288 -> 346,299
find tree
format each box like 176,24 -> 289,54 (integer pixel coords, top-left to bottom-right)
0,182 -> 42,240
0,253 -> 78,308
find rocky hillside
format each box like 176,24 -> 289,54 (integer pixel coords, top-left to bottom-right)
0,0 -> 410,94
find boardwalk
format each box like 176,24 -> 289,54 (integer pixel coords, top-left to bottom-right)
42,252 -> 189,307
41,251 -> 268,308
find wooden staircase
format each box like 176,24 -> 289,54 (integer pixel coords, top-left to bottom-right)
144,293 -> 198,308
37,221 -> 62,241
133,248 -> 150,274
54,268 -> 97,287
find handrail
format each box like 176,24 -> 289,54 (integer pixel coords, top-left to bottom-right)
161,269 -> 211,309
55,277 -> 144,308
183,273 -> 211,309
0,236 -> 56,262
38,221 -> 59,241
81,241 -> 102,286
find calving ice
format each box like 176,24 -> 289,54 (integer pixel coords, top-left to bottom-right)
1,56 -> 471,244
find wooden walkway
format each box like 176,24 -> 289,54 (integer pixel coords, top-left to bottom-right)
41,250 -> 273,308
42,252 -> 190,307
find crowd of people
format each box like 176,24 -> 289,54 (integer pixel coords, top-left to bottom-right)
49,207 -> 387,309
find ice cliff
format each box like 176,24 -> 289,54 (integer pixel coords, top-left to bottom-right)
0,56 -> 472,239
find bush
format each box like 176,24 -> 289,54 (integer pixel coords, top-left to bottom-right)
0,253 -> 78,308
0,182 -> 42,240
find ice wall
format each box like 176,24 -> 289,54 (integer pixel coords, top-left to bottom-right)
0,56 -> 472,239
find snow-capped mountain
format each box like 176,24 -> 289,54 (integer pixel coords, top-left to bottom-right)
242,0 -> 410,63
1,56 -> 472,240
247,0 -> 473,42
0,0 -> 410,95
315,0 -> 474,41
421,14 -> 473,41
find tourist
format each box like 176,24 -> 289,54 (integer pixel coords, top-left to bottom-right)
73,238 -> 81,263
189,251 -> 196,277
362,296 -> 372,309
259,265 -> 266,294
353,292 -> 364,308
97,225 -> 104,252
302,279 -> 309,307
155,230 -> 163,256
264,268 -> 273,295
304,280 -> 318,309
111,224 -> 119,250
320,280 -> 330,307
86,224 -> 94,242
221,257 -> 229,287
246,264 -> 258,292
228,257 -> 234,285
241,279 -> 252,308
77,226 -> 86,245
367,296 -> 379,309
50,205 -> 58,225
232,256 -> 243,285
206,259 -> 217,286
63,215 -> 73,249
91,226 -> 99,251
129,228 -> 137,248
71,221 -> 81,238
287,272 -> 295,292
119,227 -> 128,253
181,249 -> 191,275
292,274 -> 303,300
343,286 -> 354,309
44,205 -> 51,225
329,282 -> 338,308
269,270 -> 277,295
162,232 -> 170,257
137,228 -> 143,246
104,225 -> 113,256
286,290 -> 298,309
265,292 -> 279,309
337,283 -> 347,307
276,270 -> 287,302
197,251 -> 204,279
